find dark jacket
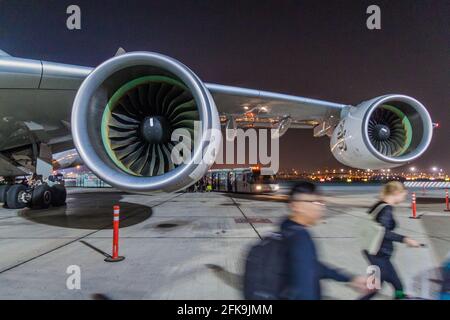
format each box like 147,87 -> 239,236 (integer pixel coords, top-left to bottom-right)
280,218 -> 351,300
369,201 -> 405,257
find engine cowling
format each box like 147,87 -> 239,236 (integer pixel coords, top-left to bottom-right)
330,95 -> 433,169
71,52 -> 221,192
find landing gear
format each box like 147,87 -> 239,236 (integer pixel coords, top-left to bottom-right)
1,142 -> 67,210
0,181 -> 66,210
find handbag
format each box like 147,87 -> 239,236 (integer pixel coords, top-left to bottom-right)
358,203 -> 387,255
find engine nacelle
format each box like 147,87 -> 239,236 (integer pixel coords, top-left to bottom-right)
330,95 -> 433,169
71,52 -> 221,192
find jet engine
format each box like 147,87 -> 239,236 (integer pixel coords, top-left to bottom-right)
330,95 -> 433,169
71,52 -> 221,192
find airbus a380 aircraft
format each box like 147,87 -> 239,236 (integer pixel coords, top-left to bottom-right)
0,49 -> 434,209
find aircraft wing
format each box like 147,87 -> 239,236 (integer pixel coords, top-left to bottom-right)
0,55 -> 347,152
0,52 -> 348,175
206,83 -> 347,130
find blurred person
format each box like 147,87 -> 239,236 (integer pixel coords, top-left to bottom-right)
198,177 -> 205,192
206,177 -> 213,192
440,254 -> 450,300
244,181 -> 367,300
360,181 -> 421,300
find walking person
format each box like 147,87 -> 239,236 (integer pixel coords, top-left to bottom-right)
244,182 -> 367,300
360,181 -> 421,299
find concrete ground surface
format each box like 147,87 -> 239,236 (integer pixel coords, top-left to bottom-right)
0,186 -> 448,300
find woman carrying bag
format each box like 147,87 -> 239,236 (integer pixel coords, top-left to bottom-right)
360,181 -> 421,300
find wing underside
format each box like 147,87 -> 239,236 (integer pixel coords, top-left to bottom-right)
206,83 -> 347,129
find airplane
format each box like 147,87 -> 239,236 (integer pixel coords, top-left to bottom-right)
0,48 -> 434,209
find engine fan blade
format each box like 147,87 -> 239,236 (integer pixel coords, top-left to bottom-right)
129,143 -> 150,175
161,143 -> 175,172
112,112 -> 140,124
156,84 -> 171,115
155,144 -> 165,175
141,144 -> 157,177
166,92 -> 194,119
119,142 -> 146,168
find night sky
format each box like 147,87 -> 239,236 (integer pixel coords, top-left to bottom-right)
1,0 -> 448,172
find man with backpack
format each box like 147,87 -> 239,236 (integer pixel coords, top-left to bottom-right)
244,182 -> 367,300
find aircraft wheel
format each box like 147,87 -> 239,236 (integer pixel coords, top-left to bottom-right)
50,184 -> 67,207
6,184 -> 28,209
0,184 -> 11,204
31,184 -> 52,209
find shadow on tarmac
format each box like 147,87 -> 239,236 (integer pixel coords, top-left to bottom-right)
142,219 -> 192,230
225,193 -> 287,203
18,192 -> 153,230
205,264 -> 243,290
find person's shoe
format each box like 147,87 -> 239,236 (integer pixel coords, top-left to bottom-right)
394,290 -> 407,299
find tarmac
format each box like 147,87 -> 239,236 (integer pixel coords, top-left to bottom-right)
0,186 -> 448,299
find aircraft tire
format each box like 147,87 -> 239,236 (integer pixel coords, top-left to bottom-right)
50,184 -> 67,207
6,184 -> 27,209
0,184 -> 11,204
31,184 -> 52,209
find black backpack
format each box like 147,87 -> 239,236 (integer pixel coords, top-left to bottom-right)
243,232 -> 289,300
